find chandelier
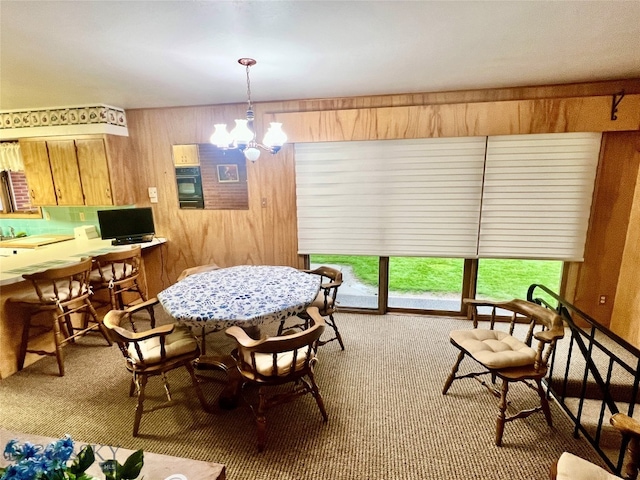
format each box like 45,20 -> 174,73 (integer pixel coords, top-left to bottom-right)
209,58 -> 287,162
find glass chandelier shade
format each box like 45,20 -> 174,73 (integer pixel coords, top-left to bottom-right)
210,59 -> 287,162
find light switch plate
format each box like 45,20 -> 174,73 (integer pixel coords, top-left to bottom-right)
148,187 -> 158,203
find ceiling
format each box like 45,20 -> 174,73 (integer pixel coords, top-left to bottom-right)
2,1 -> 640,111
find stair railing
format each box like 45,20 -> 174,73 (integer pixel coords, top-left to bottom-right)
527,284 -> 640,475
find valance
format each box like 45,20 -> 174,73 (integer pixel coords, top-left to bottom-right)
0,142 -> 24,171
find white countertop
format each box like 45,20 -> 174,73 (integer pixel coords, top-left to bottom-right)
0,237 -> 166,286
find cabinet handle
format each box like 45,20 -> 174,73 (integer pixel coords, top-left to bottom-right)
106,188 -> 111,198
30,189 -> 36,200
57,188 -> 62,199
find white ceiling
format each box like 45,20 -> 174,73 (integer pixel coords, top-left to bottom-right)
2,0 -> 640,111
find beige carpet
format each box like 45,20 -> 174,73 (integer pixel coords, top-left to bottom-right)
0,312 -> 604,480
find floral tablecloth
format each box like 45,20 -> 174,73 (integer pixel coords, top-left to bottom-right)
157,265 -> 321,331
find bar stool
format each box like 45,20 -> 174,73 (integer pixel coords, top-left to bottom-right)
8,257 -> 112,376
89,246 -> 147,312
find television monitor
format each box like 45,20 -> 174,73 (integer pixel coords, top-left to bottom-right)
97,207 -> 155,245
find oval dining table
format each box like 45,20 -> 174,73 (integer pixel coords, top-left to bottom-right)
157,264 -> 321,408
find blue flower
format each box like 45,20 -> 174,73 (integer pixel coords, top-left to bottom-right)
3,440 -> 19,460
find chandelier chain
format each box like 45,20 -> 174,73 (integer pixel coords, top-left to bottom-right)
245,64 -> 252,110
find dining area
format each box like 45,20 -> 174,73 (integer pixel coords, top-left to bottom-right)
0,248 -> 346,453
0,261 -> 606,480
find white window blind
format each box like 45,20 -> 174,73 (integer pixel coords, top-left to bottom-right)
478,132 -> 602,261
295,138 -> 487,257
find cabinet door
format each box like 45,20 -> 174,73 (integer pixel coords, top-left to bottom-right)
47,140 -> 84,205
19,140 -> 57,205
173,145 -> 200,165
76,138 -> 113,205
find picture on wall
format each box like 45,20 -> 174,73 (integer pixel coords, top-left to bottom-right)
217,164 -> 239,183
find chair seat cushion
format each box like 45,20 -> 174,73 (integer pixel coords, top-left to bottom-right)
449,329 -> 536,369
556,452 -> 619,480
128,324 -> 198,365
309,293 -> 334,315
90,263 -> 134,283
9,280 -> 86,305
240,346 -> 314,378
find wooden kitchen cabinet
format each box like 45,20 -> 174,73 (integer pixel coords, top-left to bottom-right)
173,144 -> 200,165
19,135 -> 136,206
76,138 -> 113,205
46,140 -> 84,205
19,140 -> 57,205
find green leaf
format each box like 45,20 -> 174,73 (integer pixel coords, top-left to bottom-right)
119,449 -> 144,479
100,459 -> 121,480
69,445 -> 95,475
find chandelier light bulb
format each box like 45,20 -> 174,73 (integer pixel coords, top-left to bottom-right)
263,122 -> 287,151
210,124 -> 233,148
230,119 -> 255,147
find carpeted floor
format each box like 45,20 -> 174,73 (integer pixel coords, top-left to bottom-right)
0,312 -> 604,479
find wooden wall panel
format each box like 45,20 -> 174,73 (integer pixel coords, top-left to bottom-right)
265,79 -> 640,112
610,133 -> 640,347
267,95 -> 640,143
572,132 -> 640,329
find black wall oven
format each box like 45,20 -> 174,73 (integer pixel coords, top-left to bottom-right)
175,166 -> 204,209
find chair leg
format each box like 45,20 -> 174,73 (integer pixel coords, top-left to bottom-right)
442,350 -> 465,395
185,362 -> 211,412
161,372 -> 172,401
306,372 -> 328,422
133,374 -> 148,436
86,299 -> 112,346
536,378 -> 553,426
17,311 -> 32,371
51,312 -> 66,377
256,387 -> 268,452
328,314 -> 344,350
129,375 -> 136,397
496,379 -> 509,446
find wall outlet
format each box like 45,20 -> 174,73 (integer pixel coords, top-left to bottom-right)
148,187 -> 158,204
79,212 -> 85,221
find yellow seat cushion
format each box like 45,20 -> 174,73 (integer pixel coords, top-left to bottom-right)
9,280 -> 86,305
128,324 -> 198,365
240,346 -> 314,378
556,452 -> 619,480
90,263 -> 134,283
449,329 -> 536,369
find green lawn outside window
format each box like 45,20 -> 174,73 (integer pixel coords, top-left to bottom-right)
310,255 -> 562,301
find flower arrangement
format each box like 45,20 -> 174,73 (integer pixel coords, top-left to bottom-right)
0,436 -> 143,480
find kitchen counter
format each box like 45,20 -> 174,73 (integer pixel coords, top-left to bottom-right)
0,236 -> 167,379
0,234 -> 75,249
0,236 -> 166,286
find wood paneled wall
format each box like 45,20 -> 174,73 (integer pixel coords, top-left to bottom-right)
570,132 -> 640,329
125,105 -> 301,290
268,95 -> 640,142
610,133 -> 640,345
126,80 -> 640,344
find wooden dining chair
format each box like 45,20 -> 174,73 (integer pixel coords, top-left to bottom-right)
103,298 -> 210,436
442,298 -> 565,446
226,306 -> 328,451
551,414 -> 640,479
90,246 -> 147,311
8,257 -> 112,376
277,266 -> 344,350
